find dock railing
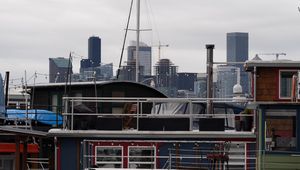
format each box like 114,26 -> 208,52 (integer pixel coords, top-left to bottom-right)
62,97 -> 254,132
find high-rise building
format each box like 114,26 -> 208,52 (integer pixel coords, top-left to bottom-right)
177,72 -> 197,91
127,41 -> 152,76
216,65 -> 238,98
118,60 -> 144,82
49,57 -> 72,83
88,36 -> 101,67
226,32 -> 249,94
194,73 -> 207,98
154,59 -> 178,97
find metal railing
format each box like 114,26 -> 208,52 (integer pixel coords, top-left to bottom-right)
62,97 -> 254,132
27,157 -> 49,170
81,139 -> 256,170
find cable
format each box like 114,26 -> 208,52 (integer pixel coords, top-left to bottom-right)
116,0 -> 134,79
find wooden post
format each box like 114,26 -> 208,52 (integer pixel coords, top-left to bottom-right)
15,136 -> 20,170
22,137 -> 28,170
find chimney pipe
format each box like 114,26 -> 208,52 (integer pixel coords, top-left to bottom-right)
206,44 -> 214,115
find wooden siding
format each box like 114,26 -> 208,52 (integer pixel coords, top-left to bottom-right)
255,68 -> 278,101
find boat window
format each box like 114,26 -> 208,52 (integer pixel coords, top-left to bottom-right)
279,71 -> 297,98
51,94 -> 58,113
95,146 -> 123,168
265,109 -> 296,151
128,146 -> 156,169
74,92 -> 82,105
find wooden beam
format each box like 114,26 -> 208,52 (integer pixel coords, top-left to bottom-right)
15,136 -> 20,170
22,138 -> 28,170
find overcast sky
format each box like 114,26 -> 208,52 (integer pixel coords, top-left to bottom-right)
1,0 -> 300,84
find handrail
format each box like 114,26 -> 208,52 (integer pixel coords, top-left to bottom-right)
62,96 -> 254,131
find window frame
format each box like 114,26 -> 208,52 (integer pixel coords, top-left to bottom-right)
265,109 -> 297,152
127,146 -> 156,169
278,70 -> 298,99
94,146 -> 123,168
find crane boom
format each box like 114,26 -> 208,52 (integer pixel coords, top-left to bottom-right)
152,41 -> 169,61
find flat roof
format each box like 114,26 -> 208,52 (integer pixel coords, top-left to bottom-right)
244,59 -> 300,71
48,129 -> 256,139
0,126 -> 47,137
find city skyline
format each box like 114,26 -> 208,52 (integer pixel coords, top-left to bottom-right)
1,0 -> 300,83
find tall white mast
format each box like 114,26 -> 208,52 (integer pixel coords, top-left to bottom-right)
135,0 -> 140,82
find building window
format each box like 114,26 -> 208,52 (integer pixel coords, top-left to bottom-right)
265,109 -> 296,151
95,146 -> 123,168
128,146 -> 156,169
279,71 -> 297,98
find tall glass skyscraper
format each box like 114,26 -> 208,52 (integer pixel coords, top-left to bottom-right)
226,32 -> 249,95
127,41 -> 152,76
88,36 -> 101,67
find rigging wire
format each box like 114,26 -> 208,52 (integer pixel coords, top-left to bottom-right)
144,0 -> 154,46
146,0 -> 161,44
116,0 -> 134,79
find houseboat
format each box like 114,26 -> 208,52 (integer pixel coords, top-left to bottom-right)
244,59 -> 300,170
2,58 -> 300,169
24,80 -> 255,169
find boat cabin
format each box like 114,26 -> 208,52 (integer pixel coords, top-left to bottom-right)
38,81 -> 256,170
245,59 -> 300,169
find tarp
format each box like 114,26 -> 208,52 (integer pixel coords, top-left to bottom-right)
6,109 -> 63,126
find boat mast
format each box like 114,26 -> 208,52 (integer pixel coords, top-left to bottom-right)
135,0 -> 140,82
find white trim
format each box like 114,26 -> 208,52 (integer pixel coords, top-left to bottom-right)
95,146 -> 123,168
127,145 -> 156,169
278,70 -> 298,99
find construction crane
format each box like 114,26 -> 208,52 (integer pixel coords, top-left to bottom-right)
257,53 -> 286,60
152,41 -> 169,61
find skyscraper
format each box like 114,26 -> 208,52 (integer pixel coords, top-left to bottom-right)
49,57 -> 72,83
177,72 -> 197,91
127,41 -> 152,76
154,59 -> 178,97
216,65 -> 238,98
226,32 -> 249,94
88,36 -> 101,67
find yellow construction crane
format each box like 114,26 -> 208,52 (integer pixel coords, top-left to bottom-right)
257,53 -> 286,60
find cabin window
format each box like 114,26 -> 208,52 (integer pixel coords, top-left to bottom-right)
279,71 -> 297,98
95,146 -> 123,168
128,146 -> 156,169
74,92 -> 82,105
265,109 -> 296,151
51,94 -> 58,113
